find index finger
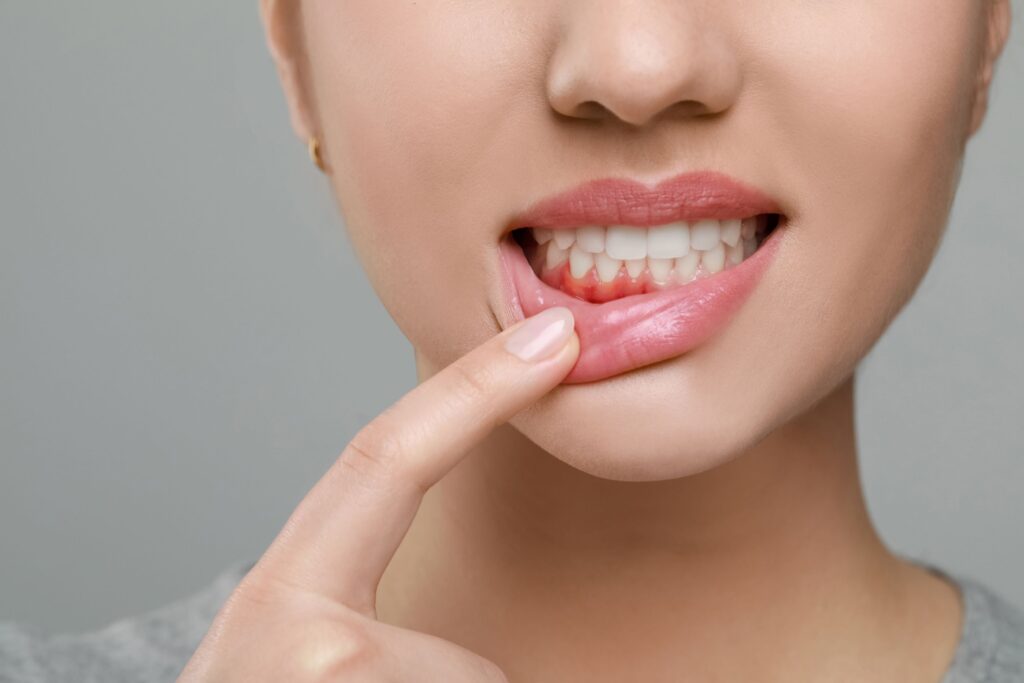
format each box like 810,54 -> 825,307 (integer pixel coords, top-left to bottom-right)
246,306 -> 579,615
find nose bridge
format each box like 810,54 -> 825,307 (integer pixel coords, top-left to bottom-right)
547,1 -> 741,127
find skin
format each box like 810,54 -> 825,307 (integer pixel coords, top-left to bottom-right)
181,1 -> 1013,681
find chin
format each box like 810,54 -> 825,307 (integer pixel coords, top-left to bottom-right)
506,314 -> 798,482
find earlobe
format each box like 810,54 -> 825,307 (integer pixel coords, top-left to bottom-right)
968,0 -> 1012,136
259,0 -> 318,142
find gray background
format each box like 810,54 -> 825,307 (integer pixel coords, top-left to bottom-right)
1,2 -> 1021,635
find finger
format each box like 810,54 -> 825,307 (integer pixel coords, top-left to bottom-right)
248,306 -> 579,613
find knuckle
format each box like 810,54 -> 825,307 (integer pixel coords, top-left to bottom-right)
472,657 -> 510,683
287,619 -> 379,681
447,359 -> 495,409
340,421 -> 408,487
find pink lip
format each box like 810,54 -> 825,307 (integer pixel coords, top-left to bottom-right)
498,171 -> 785,384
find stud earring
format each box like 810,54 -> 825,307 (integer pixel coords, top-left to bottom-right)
308,136 -> 326,173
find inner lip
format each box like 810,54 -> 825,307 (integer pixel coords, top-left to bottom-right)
511,213 -> 783,304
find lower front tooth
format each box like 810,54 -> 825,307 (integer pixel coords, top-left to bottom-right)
675,252 -> 700,282
569,244 -> 595,279
727,240 -> 744,265
625,258 -> 645,279
703,243 -> 725,273
648,257 -> 673,283
594,251 -> 622,282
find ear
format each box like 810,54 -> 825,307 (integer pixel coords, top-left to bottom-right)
968,0 -> 1012,136
259,0 -> 317,141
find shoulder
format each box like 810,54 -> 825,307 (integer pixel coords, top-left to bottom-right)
0,559 -> 253,683
938,568 -> 1024,683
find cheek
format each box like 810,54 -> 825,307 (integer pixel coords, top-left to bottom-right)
301,2 -> 537,364
755,3 -> 980,368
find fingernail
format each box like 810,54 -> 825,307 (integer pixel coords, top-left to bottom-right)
504,307 -> 575,362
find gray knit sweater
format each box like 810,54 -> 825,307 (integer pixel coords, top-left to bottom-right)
1,560 -> 1021,682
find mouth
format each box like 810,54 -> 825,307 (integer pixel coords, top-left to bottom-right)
512,214 -> 780,303
498,171 -> 787,384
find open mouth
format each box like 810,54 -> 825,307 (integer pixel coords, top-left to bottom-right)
498,171 -> 787,383
512,214 -> 782,304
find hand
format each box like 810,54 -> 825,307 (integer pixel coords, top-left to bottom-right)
178,307 -> 579,682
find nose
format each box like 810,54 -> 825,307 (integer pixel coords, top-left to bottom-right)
546,2 -> 742,127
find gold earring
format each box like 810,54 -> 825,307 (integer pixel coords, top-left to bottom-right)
308,136 -> 326,173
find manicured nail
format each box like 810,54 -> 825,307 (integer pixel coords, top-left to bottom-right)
504,307 -> 575,362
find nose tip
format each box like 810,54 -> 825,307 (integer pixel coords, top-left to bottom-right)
546,7 -> 742,128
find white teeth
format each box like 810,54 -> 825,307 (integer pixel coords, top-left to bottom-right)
531,215 -> 769,285
625,258 -> 646,278
740,217 -> 756,240
605,225 -> 647,260
690,220 -> 721,251
594,251 -> 622,282
576,225 -> 606,253
648,257 -> 673,283
675,252 -> 700,282
727,240 -> 744,265
720,219 -> 741,247
569,244 -> 594,279
702,243 -> 725,273
646,222 -> 691,259
546,240 -> 569,270
552,229 -> 576,250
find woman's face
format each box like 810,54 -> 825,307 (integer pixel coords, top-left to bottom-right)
265,1 -> 1008,481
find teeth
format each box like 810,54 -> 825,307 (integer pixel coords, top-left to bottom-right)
702,243 -> 726,273
594,251 -> 622,282
741,217 -> 756,240
576,225 -> 606,253
546,240 -> 569,270
720,219 -> 741,247
552,229 -> 576,250
690,220 -> 721,251
625,258 -> 646,278
569,244 -> 594,279
646,222 -> 690,259
529,215 -> 770,286
727,240 -> 744,265
648,257 -> 673,283
675,252 -> 700,282
605,226 -> 647,260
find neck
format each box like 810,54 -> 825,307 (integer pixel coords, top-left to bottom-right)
376,371 -> 960,681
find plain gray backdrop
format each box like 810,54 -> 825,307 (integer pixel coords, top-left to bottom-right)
1,3 -> 1022,635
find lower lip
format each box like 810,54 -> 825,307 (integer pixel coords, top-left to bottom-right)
498,226 -> 784,384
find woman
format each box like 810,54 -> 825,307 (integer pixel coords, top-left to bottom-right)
2,1 -> 1020,681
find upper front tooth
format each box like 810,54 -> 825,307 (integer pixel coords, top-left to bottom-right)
720,219 -> 741,247
545,241 -> 569,269
534,228 -> 553,244
552,229 -> 576,250
690,220 -> 721,251
605,226 -> 647,260
576,225 -> 606,253
646,222 -> 690,259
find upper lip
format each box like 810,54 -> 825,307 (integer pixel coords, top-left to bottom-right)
508,170 -> 784,230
